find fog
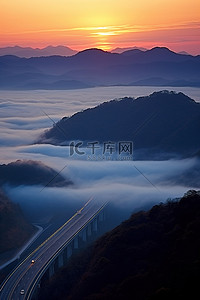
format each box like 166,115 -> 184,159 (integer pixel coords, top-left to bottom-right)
1,87 -> 199,226
4,156 -> 197,224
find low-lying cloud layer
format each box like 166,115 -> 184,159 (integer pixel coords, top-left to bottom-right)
1,88 -> 199,225
4,156 -> 198,223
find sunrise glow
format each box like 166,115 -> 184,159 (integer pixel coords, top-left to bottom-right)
0,0 -> 200,54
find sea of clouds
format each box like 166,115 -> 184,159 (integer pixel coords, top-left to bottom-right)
1,86 -> 199,223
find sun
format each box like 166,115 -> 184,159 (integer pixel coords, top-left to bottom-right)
90,26 -> 117,50
95,32 -> 116,36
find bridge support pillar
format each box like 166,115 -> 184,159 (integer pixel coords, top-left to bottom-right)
49,262 -> 55,278
87,223 -> 92,236
58,252 -> 64,268
82,229 -> 87,242
74,236 -> 79,249
67,244 -> 72,259
99,211 -> 104,222
93,218 -> 98,232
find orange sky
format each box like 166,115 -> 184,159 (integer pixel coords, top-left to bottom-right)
0,0 -> 200,54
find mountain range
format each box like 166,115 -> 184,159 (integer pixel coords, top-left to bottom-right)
38,91 -> 200,159
0,45 -> 190,57
0,45 -> 77,58
0,47 -> 199,89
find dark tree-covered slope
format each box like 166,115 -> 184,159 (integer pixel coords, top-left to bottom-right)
38,91 -> 200,158
0,189 -> 36,254
0,160 -> 72,187
40,190 -> 200,300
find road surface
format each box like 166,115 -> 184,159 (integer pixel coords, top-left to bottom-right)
0,198 -> 105,300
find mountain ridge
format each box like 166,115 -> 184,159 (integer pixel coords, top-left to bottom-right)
0,47 -> 199,89
0,160 -> 72,187
111,46 -> 147,53
38,91 -> 200,159
0,45 -> 77,58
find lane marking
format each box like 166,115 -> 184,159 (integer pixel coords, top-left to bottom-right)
27,202 -> 107,300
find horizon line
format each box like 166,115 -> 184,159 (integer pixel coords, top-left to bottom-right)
0,44 -> 196,56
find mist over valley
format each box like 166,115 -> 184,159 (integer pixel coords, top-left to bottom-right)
0,87 -> 199,227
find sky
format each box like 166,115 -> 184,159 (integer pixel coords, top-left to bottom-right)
0,0 -> 200,53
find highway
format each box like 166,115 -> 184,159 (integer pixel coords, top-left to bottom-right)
0,198 -> 106,300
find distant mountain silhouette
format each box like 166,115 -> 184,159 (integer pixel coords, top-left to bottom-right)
130,77 -> 200,87
0,47 -> 199,89
0,45 -> 77,58
121,47 -> 193,62
0,160 -> 72,187
111,46 -> 147,53
121,48 -> 145,56
178,51 -> 190,55
38,91 -> 200,159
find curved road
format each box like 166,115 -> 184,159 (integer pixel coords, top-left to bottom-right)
0,198 -> 106,300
